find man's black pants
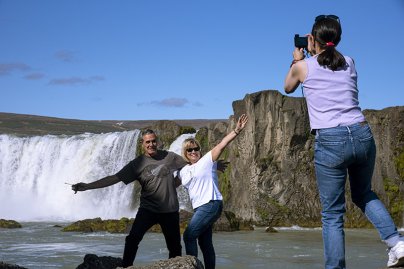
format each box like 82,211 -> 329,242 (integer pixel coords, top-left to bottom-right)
121,208 -> 182,267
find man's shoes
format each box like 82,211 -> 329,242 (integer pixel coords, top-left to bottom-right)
387,240 -> 404,268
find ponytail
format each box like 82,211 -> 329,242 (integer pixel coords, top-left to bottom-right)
317,44 -> 346,71
312,18 -> 346,71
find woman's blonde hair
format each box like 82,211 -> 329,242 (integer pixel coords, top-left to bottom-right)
181,138 -> 202,163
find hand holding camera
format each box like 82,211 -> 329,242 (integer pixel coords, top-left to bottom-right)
291,34 -> 309,64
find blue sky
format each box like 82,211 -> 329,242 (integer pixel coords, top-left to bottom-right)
1,0 -> 403,120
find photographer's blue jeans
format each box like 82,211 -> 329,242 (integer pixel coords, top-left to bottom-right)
314,123 -> 399,269
183,200 -> 223,269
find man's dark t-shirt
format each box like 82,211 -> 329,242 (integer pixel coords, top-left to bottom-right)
116,150 -> 187,213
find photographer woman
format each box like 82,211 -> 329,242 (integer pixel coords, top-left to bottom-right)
284,15 -> 403,269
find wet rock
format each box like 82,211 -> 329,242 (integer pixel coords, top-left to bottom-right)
75,254 -> 204,269
0,261 -> 28,269
63,210 -> 194,234
62,217 -> 133,233
265,226 -> 278,233
0,219 -> 22,229
75,254 -> 122,269
118,255 -> 204,269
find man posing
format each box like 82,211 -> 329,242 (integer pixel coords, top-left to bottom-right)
72,129 -> 187,268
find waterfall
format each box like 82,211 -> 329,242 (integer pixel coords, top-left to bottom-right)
168,133 -> 196,211
0,131 -> 140,221
0,130 -> 196,221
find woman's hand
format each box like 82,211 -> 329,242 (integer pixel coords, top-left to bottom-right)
234,114 -> 248,134
293,47 -> 305,61
211,113 -> 248,162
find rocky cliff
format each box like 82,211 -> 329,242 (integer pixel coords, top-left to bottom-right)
207,90 -> 403,228
1,90 -> 402,228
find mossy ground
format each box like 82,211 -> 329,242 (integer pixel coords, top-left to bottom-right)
0,219 -> 22,229
61,217 -> 133,233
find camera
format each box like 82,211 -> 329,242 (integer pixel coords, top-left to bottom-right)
294,34 -> 308,49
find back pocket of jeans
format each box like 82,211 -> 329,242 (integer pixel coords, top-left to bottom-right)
315,141 -> 345,168
358,135 -> 375,161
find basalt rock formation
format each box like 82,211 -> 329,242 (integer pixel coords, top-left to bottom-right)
207,90 -> 403,228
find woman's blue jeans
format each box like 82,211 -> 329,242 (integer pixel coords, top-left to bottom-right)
183,200 -> 223,269
314,122 -> 398,269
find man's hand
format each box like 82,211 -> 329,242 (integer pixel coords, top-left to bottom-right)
71,183 -> 88,194
70,175 -> 120,193
217,160 -> 229,173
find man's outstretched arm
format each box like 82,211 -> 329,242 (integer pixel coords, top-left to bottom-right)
72,175 -> 121,193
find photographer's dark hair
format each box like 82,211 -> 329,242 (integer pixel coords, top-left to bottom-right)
312,18 -> 346,71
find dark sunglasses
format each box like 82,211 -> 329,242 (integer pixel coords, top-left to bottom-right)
186,147 -> 200,153
315,15 -> 340,23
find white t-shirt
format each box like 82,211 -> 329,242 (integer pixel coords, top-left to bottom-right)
179,151 -> 223,209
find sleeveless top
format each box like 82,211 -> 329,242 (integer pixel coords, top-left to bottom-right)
302,55 -> 365,130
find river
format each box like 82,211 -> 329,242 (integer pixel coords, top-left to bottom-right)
1,222 -> 399,269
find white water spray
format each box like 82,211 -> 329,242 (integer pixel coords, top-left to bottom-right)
168,133 -> 196,211
0,130 -> 195,221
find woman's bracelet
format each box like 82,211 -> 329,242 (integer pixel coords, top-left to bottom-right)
234,129 -> 240,135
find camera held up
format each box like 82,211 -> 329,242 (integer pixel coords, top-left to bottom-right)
294,34 -> 308,49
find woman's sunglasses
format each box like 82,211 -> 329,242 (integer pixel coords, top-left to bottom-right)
186,147 -> 200,153
315,15 -> 340,24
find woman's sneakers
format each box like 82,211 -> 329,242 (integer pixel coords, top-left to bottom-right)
388,240 -> 404,268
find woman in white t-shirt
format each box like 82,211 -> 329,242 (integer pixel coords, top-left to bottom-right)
179,114 -> 248,269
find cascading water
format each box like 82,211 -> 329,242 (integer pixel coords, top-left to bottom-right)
0,130 -> 195,222
0,131 -> 140,221
168,133 -> 196,211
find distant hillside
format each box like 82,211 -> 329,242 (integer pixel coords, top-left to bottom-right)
0,112 -> 226,136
